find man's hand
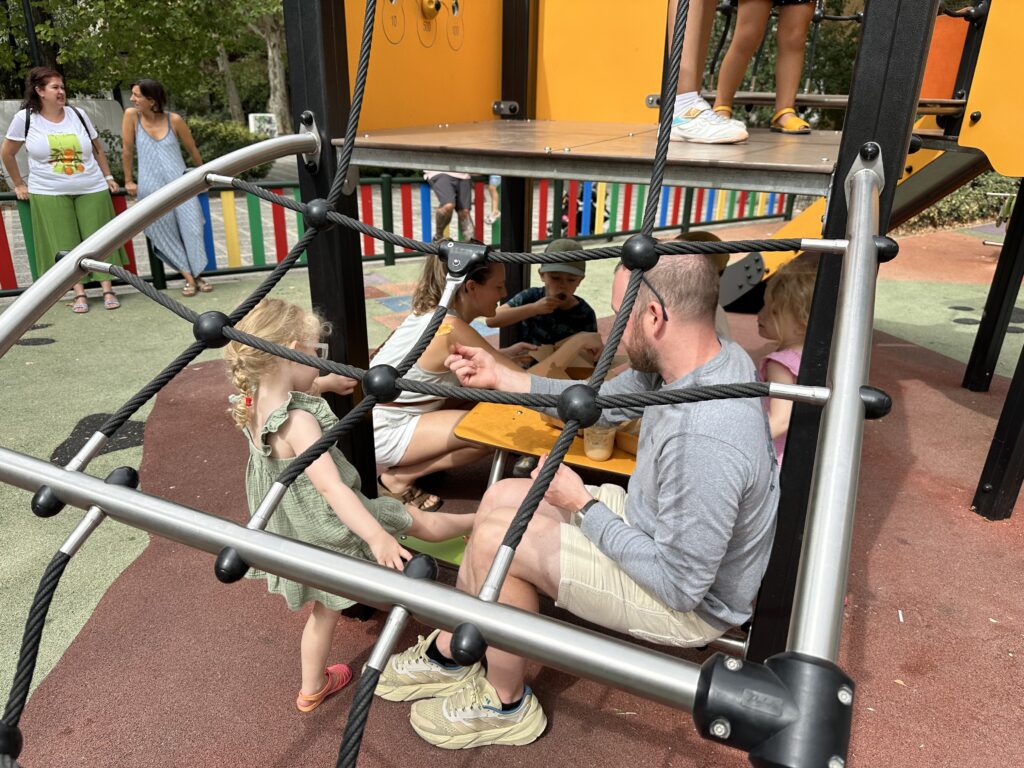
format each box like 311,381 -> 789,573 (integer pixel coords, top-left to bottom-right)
446,343 -> 532,392
532,454 -> 593,516
532,295 -> 561,316
125,181 -> 138,197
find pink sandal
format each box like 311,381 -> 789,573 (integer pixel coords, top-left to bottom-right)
296,663 -> 353,712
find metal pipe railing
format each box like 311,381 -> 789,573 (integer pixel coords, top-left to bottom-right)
0,131 -> 318,357
0,446 -> 702,713
787,162 -> 882,661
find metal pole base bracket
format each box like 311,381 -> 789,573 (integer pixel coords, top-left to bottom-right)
693,652 -> 853,768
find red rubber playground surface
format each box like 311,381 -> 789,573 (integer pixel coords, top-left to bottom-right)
10,226 -> 1024,767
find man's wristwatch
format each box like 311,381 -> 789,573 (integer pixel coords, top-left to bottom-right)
576,498 -> 599,521
104,175 -> 114,181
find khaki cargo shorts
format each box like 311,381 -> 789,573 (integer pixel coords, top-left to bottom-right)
556,483 -> 722,648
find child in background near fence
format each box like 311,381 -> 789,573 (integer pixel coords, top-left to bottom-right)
712,0 -> 817,135
224,298 -> 474,713
486,238 -> 599,350
757,253 -> 818,465
485,175 -> 501,225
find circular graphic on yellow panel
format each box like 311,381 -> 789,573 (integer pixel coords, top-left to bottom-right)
416,7 -> 438,48
382,0 -> 405,45
446,0 -> 464,51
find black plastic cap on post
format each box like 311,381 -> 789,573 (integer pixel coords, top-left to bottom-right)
0,721 -> 22,760
437,240 -> 490,278
31,485 -> 65,518
363,365 -> 401,403
620,233 -> 659,271
860,386 -> 892,419
214,546 -> 250,583
907,134 -> 923,154
403,553 -> 439,581
300,110 -> 315,127
873,236 -> 899,263
450,622 -> 487,666
105,466 -> 140,489
557,383 -> 601,428
304,198 -> 335,230
193,311 -> 232,348
859,141 -> 880,161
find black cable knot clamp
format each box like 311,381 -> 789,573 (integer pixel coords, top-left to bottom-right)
557,384 -> 601,428
438,240 -> 491,278
363,365 -> 401,403
620,233 -> 660,271
304,198 -> 336,230
192,311 -> 233,348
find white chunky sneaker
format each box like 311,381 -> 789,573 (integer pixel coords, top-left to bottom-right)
670,103 -> 748,144
374,629 -> 484,702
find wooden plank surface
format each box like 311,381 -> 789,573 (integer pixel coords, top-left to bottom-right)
454,402 -> 637,477
339,119 -> 840,195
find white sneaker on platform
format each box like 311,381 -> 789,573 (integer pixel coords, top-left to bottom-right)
670,104 -> 748,144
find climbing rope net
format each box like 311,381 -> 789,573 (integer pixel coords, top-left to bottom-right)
0,1 -> 882,766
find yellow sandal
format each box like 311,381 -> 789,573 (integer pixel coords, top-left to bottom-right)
712,105 -> 734,120
771,107 -> 811,135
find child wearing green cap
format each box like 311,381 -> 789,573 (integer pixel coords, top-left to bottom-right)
486,238 -> 598,347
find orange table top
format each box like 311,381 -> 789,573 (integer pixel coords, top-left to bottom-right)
454,402 -> 636,477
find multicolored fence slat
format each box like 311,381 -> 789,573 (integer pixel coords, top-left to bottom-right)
474,181 -> 485,239
110,193 -> 138,274
0,209 -> 16,289
595,182 -> 607,235
419,183 -> 432,243
537,180 -> 549,240
247,193 -> 266,266
401,183 -> 414,252
359,184 -> 375,256
220,190 -> 242,268
293,187 -> 306,264
567,180 -> 578,237
270,188 -> 289,262
15,200 -> 37,282
199,193 -> 217,272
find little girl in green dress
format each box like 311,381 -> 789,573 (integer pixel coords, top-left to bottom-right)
224,298 -> 474,713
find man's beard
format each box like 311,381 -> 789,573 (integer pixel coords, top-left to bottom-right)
625,321 -> 659,373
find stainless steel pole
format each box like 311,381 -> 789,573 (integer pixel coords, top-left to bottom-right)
787,165 -> 881,660
0,446 -> 701,712
0,132 -> 319,358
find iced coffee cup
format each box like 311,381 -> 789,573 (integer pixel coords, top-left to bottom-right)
583,425 -> 616,461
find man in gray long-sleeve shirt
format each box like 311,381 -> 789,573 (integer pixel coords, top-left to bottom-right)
376,254 -> 780,750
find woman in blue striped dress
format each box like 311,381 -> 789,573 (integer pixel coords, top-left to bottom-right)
121,79 -> 211,295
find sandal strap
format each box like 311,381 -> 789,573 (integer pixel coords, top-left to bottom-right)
771,107 -> 797,122
103,291 -> 117,298
713,105 -> 734,118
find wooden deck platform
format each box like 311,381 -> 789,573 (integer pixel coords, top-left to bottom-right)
340,120 -> 843,196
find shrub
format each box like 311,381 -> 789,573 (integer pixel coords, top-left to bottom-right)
186,117 -> 273,181
898,172 -> 1020,234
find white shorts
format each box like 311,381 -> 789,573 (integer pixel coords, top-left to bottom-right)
556,484 -> 722,648
372,406 -> 421,469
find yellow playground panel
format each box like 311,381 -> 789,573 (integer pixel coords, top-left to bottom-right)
343,0 -> 502,132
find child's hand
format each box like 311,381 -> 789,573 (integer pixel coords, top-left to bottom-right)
532,296 -> 562,316
367,530 -> 412,571
313,372 -> 358,396
500,341 -> 538,367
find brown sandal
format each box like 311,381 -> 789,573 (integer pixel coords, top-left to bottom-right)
377,476 -> 444,512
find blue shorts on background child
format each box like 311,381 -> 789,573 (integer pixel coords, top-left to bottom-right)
487,238 -> 597,346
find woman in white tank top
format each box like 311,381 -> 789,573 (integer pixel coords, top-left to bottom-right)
372,256 -> 539,511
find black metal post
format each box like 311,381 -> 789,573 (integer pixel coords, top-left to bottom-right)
283,0 -> 375,492
498,0 -> 537,350
747,0 -> 942,663
962,181 -> 1024,392
20,0 -> 42,67
972,336 -> 1024,520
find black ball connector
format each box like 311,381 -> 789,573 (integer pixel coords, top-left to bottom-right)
105,466 -> 140,489
214,546 -> 250,584
557,383 -> 601,428
304,198 -> 335,230
438,239 -> 491,278
620,233 -> 659,271
363,364 -> 401,403
31,485 -> 65,518
403,553 -> 439,581
970,111 -> 982,124
859,142 -> 880,162
859,386 -> 892,420
0,721 -> 22,760
450,622 -> 487,666
908,134 -> 923,154
873,236 -> 899,263
192,311 -> 232,348
300,110 -> 315,127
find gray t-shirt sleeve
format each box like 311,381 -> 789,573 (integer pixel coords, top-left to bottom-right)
580,432 -> 749,612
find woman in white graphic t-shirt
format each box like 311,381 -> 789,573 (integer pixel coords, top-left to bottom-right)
1,67 -> 128,313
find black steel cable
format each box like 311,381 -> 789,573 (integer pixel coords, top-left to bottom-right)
2,552 -> 71,726
596,381 -> 768,408
641,0 -> 689,236
101,341 -> 207,436
331,0 -> 378,208
590,270 -> 643,386
107,265 -> 198,323
335,667 -> 381,768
